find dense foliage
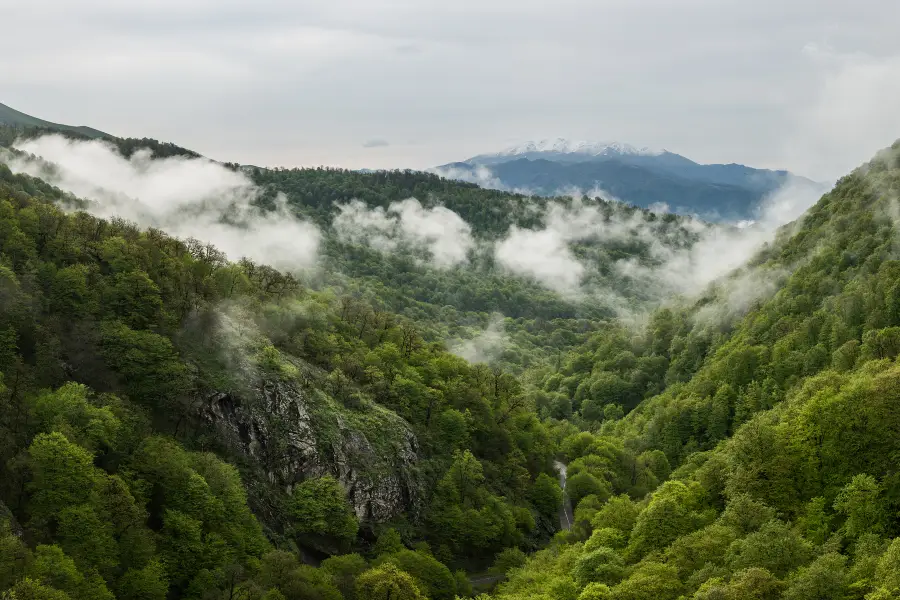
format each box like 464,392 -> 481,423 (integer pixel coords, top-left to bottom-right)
249,165 -> 707,375
487,142 -> 900,599
3,120 -> 900,599
0,159 -> 651,598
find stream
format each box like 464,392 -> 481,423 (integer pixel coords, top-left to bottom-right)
469,461 -> 574,591
554,460 -> 573,531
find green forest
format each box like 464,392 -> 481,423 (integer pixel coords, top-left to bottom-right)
1,122 -> 900,600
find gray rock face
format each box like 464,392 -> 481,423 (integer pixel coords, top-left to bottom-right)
199,367 -> 421,524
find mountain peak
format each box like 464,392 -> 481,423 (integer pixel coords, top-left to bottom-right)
488,138 -> 663,158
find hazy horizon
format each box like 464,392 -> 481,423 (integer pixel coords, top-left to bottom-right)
4,0 -> 900,180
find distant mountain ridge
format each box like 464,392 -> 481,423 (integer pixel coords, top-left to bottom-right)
0,101 -> 111,139
468,138 -> 663,164
436,138 -> 824,221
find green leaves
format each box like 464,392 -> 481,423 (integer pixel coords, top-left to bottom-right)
529,473 -> 562,520
26,432 -> 98,526
98,321 -> 189,409
289,476 -> 359,552
374,549 -> 456,600
356,563 -> 424,600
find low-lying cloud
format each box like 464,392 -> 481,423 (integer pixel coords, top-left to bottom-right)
431,164 -> 509,192
450,314 -> 509,365
5,135 -> 321,270
332,197 -> 474,267
494,177 -> 825,306
495,226 -> 584,294
620,180 -> 823,292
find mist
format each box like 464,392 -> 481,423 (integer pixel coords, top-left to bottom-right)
450,314 -> 509,365
0,134 -> 829,325
4,135 -> 322,271
490,178 -> 825,312
429,164 -> 506,192
332,197 -> 474,268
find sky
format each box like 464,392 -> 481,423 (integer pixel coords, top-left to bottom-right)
2,0 -> 900,179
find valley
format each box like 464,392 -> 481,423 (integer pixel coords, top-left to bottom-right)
1,111 -> 900,600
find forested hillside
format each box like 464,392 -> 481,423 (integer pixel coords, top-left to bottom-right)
489,142 -> 900,599
249,165 -> 709,373
0,151 -> 662,599
3,122 -> 900,600
1,125 -> 715,376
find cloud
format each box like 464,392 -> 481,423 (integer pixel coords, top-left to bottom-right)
495,225 -> 585,295
784,45 -> 900,181
493,176 -> 826,307
494,198 -> 669,296
4,1 -> 898,171
693,266 -> 789,326
450,314 -> 509,364
616,177 -> 826,296
4,134 -> 321,271
332,197 -> 474,267
362,139 -> 390,148
430,164 -> 515,193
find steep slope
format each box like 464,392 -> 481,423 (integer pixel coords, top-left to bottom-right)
489,141 -> 900,598
0,160 -> 582,598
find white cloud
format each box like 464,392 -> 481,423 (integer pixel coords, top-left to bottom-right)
784,45 -> 900,181
494,199 -> 660,296
617,177 -> 826,296
450,314 -> 509,364
494,176 -> 826,304
5,135 -> 321,271
332,197 -> 474,267
495,226 -> 585,294
3,1 -> 897,172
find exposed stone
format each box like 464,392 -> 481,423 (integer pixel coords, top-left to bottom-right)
198,357 -> 421,526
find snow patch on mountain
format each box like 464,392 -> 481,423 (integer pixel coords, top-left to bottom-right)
477,138 -> 663,159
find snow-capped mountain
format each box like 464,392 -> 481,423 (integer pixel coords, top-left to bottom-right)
489,138 -> 660,158
433,140 -> 824,222
465,138 -> 665,166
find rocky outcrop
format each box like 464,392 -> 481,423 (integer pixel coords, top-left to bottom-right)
198,360 -> 421,525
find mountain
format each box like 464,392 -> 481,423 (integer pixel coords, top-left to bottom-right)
465,139 -> 665,166
436,138 -> 825,221
491,140 -> 900,598
0,101 -> 111,139
0,121 -> 716,597
4,109 -> 900,598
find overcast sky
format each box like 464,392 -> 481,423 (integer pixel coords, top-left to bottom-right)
2,0 -> 900,180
